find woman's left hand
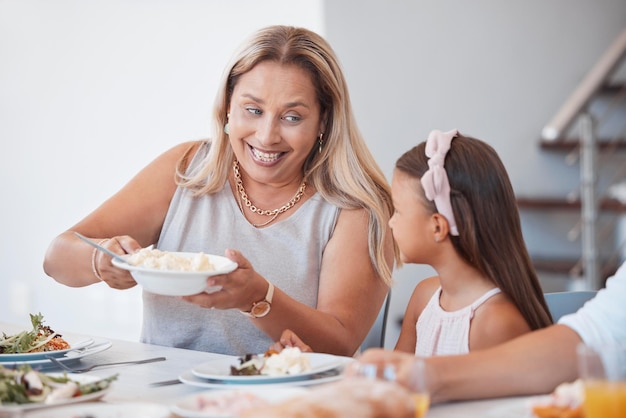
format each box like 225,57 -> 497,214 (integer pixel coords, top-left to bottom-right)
181,249 -> 268,312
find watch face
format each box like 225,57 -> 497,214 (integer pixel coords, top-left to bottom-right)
251,301 -> 270,318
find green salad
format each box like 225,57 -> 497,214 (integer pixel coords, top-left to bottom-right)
0,364 -> 117,405
0,313 -> 68,354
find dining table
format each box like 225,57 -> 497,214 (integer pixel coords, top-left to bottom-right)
0,321 -> 538,417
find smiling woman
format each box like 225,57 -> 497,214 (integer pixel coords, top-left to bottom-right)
42,25 -> 397,357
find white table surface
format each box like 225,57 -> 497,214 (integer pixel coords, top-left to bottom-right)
0,322 -> 537,417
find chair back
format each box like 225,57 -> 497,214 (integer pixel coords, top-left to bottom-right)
359,291 -> 391,351
544,290 -> 598,322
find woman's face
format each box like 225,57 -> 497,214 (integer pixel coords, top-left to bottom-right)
389,169 -> 435,264
227,60 -> 323,187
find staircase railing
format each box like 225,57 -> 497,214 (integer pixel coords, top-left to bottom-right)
540,28 -> 626,290
542,28 -> 626,142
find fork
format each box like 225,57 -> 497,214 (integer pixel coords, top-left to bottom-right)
46,355 -> 166,373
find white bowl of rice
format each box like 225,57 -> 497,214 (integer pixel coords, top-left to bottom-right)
112,248 -> 238,296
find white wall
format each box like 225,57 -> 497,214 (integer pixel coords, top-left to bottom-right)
0,0 -> 323,339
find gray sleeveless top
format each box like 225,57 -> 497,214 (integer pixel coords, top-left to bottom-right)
141,143 -> 340,355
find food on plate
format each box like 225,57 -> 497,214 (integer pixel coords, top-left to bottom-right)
126,248 -> 216,272
238,378 -> 417,418
0,364 -> 117,405
188,390 -> 271,415
0,313 -> 70,354
532,380 -> 583,418
230,347 -> 312,376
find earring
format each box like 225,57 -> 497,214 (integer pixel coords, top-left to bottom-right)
318,133 -> 324,154
224,113 -> 230,134
435,236 -> 440,243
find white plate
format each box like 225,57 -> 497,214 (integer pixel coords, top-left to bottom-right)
0,337 -> 94,362
483,397 -> 541,418
0,339 -> 112,370
180,365 -> 347,389
191,353 -> 351,383
171,387 -> 307,418
23,401 -> 171,418
112,252 -> 238,296
0,373 -> 113,414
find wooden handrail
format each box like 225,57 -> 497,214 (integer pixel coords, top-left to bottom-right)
541,28 -> 626,141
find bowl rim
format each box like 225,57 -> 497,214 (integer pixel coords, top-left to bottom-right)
111,252 -> 238,276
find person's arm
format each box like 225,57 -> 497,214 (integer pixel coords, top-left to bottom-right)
182,206 -> 393,357
394,277 -> 439,353
359,324 -> 582,403
287,207 -> 392,356
43,141 -> 200,288
427,324 -> 581,402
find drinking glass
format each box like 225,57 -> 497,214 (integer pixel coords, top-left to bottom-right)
349,358 -> 430,418
405,358 -> 430,418
577,343 -> 626,418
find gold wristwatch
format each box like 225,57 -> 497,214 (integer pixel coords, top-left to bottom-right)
240,281 -> 274,318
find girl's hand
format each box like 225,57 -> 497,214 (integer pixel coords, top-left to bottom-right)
269,329 -> 313,353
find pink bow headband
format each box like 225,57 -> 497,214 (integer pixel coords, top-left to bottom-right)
420,129 -> 460,236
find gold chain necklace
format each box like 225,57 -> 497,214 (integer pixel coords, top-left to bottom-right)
233,160 -> 306,228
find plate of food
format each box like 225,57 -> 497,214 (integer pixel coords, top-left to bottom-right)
16,340 -> 113,370
170,387 -> 308,418
112,248 -> 238,296
0,313 -> 94,362
179,368 -> 344,389
191,347 -> 352,384
24,401 -> 171,418
0,365 -> 117,414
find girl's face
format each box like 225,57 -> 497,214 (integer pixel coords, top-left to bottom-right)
389,169 -> 435,264
227,60 -> 324,187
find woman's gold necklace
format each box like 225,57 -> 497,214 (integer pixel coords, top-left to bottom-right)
233,160 -> 306,228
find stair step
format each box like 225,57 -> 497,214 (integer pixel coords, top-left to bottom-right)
539,138 -> 626,151
531,256 -> 618,281
516,197 -> 626,212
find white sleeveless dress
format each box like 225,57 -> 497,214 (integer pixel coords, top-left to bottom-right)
415,287 -> 502,356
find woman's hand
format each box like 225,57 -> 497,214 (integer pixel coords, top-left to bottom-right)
269,329 -> 313,353
181,249 -> 268,312
95,235 -> 142,289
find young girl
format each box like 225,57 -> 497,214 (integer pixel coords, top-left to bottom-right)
390,129 -> 552,355
273,129 -> 553,356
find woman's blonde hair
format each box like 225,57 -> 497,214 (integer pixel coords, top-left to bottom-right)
177,25 -> 397,285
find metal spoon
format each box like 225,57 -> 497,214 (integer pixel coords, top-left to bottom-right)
74,232 -> 130,264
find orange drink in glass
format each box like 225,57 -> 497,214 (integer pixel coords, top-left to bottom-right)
407,357 -> 430,418
578,343 -> 626,418
347,359 -> 431,417
412,392 -> 430,418
583,380 -> 626,417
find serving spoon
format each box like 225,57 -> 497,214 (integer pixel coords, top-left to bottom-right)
74,232 -> 131,264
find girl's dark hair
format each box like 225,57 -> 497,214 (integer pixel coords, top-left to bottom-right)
395,134 -> 553,330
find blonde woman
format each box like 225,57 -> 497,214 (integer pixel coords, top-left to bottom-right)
44,25 -> 396,356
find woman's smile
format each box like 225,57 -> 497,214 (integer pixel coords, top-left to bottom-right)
247,144 -> 285,165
